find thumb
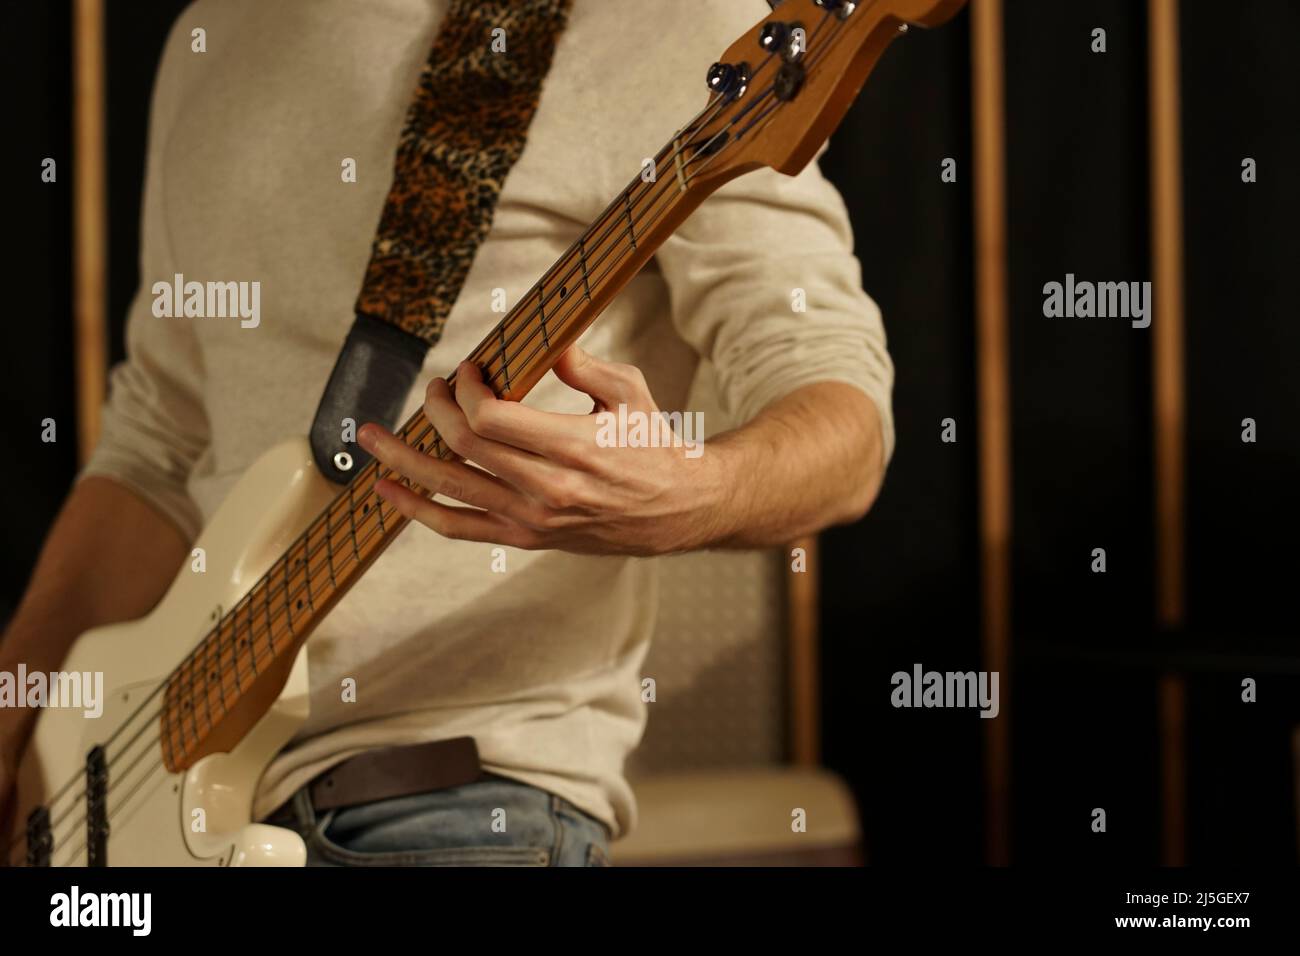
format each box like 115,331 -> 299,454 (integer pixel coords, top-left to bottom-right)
553,346 -> 657,413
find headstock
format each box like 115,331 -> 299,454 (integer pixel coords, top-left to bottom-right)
679,0 -> 966,191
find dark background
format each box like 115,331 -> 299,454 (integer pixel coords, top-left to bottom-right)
4,1 -> 1297,865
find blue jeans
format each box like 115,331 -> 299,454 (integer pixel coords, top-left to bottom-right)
277,774 -> 612,867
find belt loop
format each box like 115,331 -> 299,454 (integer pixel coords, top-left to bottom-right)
291,785 -> 319,830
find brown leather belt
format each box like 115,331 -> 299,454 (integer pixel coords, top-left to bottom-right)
268,736 -> 483,821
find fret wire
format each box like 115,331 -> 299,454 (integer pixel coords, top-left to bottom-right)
538,285 -> 549,348
372,478 -> 386,535
197,636 -> 209,728
160,698 -> 174,772
201,659 -> 214,737
184,651 -> 200,750
229,611 -> 242,691
282,553 -> 295,636
246,597 -> 259,676
201,622 -> 217,724
209,623 -> 225,713
347,481 -> 362,564
579,236 -> 592,300
624,190 -> 637,248
302,534 -> 315,612
324,509 -> 338,590
263,576 -> 276,658
204,621 -> 222,717
498,323 -> 511,391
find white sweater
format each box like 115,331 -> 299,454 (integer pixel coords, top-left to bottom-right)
82,0 -> 895,837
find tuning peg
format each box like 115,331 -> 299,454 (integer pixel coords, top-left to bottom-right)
760,20 -> 805,61
814,0 -> 858,17
706,61 -> 752,99
759,21 -> 789,53
707,61 -> 742,97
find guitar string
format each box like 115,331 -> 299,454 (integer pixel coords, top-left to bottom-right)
15,4 -> 854,865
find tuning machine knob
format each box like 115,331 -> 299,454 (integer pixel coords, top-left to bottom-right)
760,20 -> 806,61
815,0 -> 858,18
759,21 -> 788,53
706,61 -> 751,99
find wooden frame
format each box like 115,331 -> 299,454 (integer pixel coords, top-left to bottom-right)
971,0 -> 1012,866
1149,0 -> 1188,866
73,0 -> 108,464
787,535 -> 820,766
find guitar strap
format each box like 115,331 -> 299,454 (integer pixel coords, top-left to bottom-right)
309,0 -> 573,484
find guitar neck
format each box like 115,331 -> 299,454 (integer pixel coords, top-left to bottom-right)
159,112 -> 744,772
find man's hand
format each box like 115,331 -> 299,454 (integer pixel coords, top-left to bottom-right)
359,346 -> 885,556
358,347 -> 728,556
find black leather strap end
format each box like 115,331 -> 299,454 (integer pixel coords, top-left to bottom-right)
309,314 -> 428,485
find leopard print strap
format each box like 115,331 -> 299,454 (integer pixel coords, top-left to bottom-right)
354,0 -> 574,346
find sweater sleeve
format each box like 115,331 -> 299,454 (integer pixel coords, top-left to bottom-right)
652,148 -> 896,467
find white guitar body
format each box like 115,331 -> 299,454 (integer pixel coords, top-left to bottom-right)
13,439 -> 335,867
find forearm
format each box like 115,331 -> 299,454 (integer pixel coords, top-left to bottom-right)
704,381 -> 885,549
0,476 -> 189,747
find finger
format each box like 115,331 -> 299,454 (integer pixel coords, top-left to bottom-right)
374,479 -> 545,549
361,424 -> 544,522
423,378 -> 575,498
552,346 -> 658,413
451,361 -> 594,462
